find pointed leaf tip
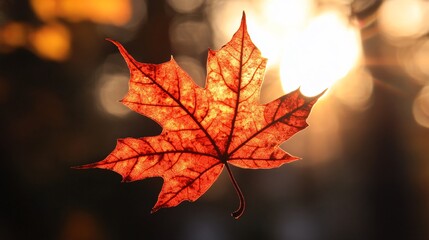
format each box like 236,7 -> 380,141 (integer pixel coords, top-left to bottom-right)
240,11 -> 247,30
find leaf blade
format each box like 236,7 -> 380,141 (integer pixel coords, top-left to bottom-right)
81,13 -> 324,217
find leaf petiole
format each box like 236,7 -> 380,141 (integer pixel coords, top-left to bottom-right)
225,162 -> 245,219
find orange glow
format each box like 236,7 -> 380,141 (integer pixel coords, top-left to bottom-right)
58,211 -> 106,240
280,10 -> 362,96
0,22 -> 27,48
30,23 -> 70,61
29,0 -> 56,22
87,0 -> 131,25
30,0 -> 132,26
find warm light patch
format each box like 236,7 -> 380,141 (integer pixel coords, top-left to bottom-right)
98,73 -> 130,117
413,40 -> 429,79
174,56 -> 206,87
248,0 -> 314,66
0,22 -> 27,48
30,0 -> 132,26
208,0 -> 253,49
169,19 -> 211,56
30,0 -> 56,22
399,39 -> 429,85
333,67 -> 373,111
86,0 -> 131,25
30,23 -> 70,61
167,0 -> 204,13
208,0 -> 313,66
378,0 -> 429,42
208,0 -> 361,97
280,10 -> 361,96
413,86 -> 429,128
261,0 -> 313,32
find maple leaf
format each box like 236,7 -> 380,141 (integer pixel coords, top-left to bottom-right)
79,13 -> 323,219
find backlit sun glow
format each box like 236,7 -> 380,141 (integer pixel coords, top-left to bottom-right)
208,1 -> 362,97
280,10 -> 362,96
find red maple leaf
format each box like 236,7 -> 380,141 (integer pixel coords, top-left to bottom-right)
79,13 -> 322,219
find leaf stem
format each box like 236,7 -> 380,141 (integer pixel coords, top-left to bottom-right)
225,163 -> 245,219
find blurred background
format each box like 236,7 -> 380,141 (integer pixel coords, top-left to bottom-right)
1,0 -> 429,239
